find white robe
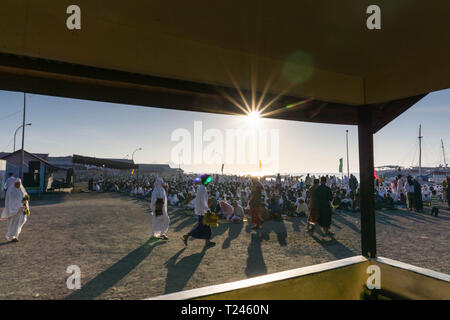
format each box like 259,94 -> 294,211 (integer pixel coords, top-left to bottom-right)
194,184 -> 209,216
1,184 -> 28,241
3,176 -> 16,192
150,179 -> 170,237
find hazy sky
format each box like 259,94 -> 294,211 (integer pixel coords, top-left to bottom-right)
0,89 -> 449,175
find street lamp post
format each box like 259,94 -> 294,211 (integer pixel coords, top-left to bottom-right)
14,123 -> 32,152
132,148 -> 142,183
19,93 -> 27,180
131,148 -> 142,161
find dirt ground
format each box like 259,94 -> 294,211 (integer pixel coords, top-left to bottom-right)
0,192 -> 448,300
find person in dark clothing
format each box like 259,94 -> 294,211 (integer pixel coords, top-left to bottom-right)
413,179 -> 423,213
316,176 -> 333,235
349,174 -> 358,193
383,192 -> 395,210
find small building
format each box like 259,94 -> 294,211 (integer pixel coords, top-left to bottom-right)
0,149 -> 66,192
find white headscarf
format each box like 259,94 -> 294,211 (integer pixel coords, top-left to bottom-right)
152,178 -> 165,199
1,178 -> 28,219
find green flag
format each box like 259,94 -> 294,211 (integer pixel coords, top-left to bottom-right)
339,158 -> 343,173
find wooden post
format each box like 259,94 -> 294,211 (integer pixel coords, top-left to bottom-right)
358,106 -> 376,258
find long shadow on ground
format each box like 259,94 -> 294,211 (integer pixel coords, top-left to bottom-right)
261,219 -> 288,246
245,232 -> 267,277
222,222 -> 244,249
65,238 -> 164,300
310,233 -> 356,260
164,247 -> 208,294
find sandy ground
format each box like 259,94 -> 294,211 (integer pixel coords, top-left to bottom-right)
0,192 -> 448,300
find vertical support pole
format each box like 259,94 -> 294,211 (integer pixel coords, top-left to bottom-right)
346,129 -> 350,179
19,93 -> 26,180
358,107 -> 376,258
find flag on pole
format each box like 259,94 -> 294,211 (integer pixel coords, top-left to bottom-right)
259,160 -> 262,170
374,168 -> 378,180
339,158 -> 343,173
221,163 -> 224,174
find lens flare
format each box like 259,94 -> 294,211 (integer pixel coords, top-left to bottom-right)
247,111 -> 261,120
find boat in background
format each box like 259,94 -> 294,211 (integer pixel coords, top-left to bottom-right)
376,126 -> 448,183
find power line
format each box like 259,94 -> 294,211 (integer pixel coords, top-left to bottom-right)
0,110 -> 22,121
0,137 -> 14,154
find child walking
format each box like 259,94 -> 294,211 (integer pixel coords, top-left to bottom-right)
430,189 -> 440,217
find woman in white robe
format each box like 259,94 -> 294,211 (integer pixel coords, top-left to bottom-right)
150,178 -> 170,240
1,179 -> 29,242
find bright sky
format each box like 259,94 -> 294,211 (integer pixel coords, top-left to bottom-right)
0,89 -> 449,175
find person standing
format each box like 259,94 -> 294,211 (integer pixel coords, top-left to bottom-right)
249,177 -> 264,230
182,174 -> 215,247
317,176 -> 334,235
391,176 -> 399,203
3,173 -> 15,193
430,189 -> 440,217
1,178 -> 29,242
305,174 -> 312,188
150,177 -> 170,240
349,174 -> 358,194
306,179 -> 320,232
413,178 -> 423,213
405,176 -> 415,211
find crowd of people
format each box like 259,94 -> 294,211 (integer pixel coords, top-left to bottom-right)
374,175 -> 449,216
89,172 -> 450,244
2,170 -> 449,243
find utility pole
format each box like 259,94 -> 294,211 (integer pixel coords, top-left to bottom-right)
346,130 -> 350,179
19,93 -> 26,180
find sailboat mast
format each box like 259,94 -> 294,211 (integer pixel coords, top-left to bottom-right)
418,125 -> 422,176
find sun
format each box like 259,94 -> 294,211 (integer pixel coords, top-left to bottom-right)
247,111 -> 261,121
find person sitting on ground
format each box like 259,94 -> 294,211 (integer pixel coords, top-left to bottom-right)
341,194 -> 353,210
296,198 -> 308,217
230,199 -> 244,222
281,194 -> 294,216
219,199 -> 234,220
331,193 -> 341,211
383,192 -> 395,210
269,193 -> 282,220
185,192 -> 194,210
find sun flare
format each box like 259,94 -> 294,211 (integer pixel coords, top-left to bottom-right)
247,111 -> 261,121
